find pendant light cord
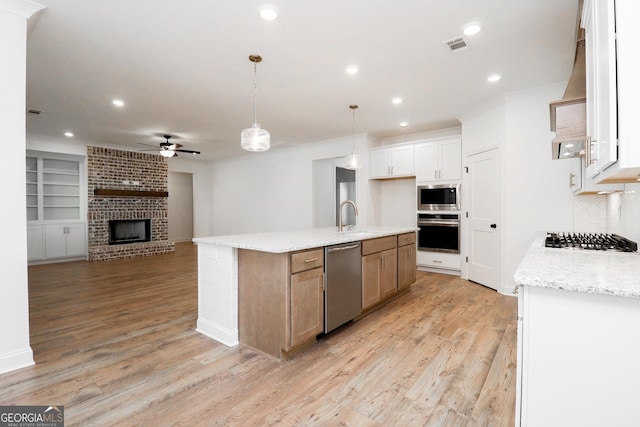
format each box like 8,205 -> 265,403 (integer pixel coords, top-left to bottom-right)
352,106 -> 357,151
253,62 -> 258,125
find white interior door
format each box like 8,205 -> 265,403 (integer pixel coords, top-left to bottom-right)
168,171 -> 194,242
467,148 -> 499,290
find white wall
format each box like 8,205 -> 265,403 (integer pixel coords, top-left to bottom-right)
460,82 -> 575,295
0,0 -> 45,374
210,135 -> 371,235
607,183 -> 640,244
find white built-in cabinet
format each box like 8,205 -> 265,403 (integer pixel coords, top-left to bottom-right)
415,137 -> 461,183
516,285 -> 640,426
369,145 -> 415,179
569,157 -> 622,194
583,0 -> 640,183
26,151 -> 87,263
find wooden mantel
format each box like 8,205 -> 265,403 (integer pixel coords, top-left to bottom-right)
93,189 -> 168,197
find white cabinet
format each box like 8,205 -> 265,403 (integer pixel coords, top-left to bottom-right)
517,285 -> 640,426
27,225 -> 45,261
415,137 -> 461,183
44,223 -> 87,259
583,0 -> 640,183
569,157 -> 622,194
369,145 -> 415,179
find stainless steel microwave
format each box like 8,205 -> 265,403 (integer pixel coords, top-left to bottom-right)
417,184 -> 460,211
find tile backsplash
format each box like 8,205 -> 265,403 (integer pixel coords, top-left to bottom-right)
573,183 -> 640,244
607,183 -> 640,243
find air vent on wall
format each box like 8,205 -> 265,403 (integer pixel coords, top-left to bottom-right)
444,36 -> 469,53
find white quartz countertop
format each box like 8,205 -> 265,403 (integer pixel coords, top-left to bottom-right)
514,236 -> 640,299
192,226 -> 417,253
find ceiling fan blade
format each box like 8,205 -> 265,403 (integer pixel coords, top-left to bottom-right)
137,142 -> 160,148
175,149 -> 201,155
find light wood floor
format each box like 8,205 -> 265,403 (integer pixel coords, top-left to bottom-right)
1,243 -> 517,426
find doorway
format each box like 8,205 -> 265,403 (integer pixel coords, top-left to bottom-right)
168,171 -> 194,242
466,148 -> 500,290
312,158 -> 356,228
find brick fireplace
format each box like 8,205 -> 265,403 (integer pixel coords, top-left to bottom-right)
87,147 -> 175,261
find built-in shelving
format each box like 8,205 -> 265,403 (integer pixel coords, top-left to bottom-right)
26,155 -> 82,221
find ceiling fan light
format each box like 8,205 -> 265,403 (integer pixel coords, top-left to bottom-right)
241,124 -> 270,151
160,149 -> 176,158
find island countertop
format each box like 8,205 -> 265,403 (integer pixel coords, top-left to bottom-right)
193,226 -> 417,253
514,236 -> 640,299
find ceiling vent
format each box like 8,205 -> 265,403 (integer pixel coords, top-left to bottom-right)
444,36 -> 469,53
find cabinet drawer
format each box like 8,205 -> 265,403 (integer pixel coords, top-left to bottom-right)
290,248 -> 324,274
362,236 -> 397,256
397,232 -> 416,246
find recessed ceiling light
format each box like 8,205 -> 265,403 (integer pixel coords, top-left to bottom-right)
345,65 -> 359,75
487,74 -> 501,83
259,5 -> 278,20
399,122 -> 408,128
112,99 -> 125,107
64,132 -> 74,137
392,97 -> 403,104
463,23 -> 482,36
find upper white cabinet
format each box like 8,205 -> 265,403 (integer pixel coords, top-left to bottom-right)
415,137 -> 461,183
569,157 -> 622,195
369,145 -> 415,179
583,0 -> 640,182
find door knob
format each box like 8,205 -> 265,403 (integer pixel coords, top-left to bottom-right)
490,224 -> 497,229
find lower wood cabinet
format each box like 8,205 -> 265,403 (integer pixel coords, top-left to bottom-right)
361,236 -> 398,310
289,267 -> 324,348
238,247 -> 324,359
397,232 -> 417,290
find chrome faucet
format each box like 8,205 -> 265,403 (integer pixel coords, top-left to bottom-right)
339,199 -> 359,232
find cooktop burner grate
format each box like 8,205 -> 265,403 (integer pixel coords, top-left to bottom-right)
545,232 -> 638,252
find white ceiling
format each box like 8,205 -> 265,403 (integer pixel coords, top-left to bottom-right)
25,0 -> 579,160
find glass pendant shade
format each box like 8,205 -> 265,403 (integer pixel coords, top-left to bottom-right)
241,123 -> 270,151
345,152 -> 362,170
160,149 -> 176,158
242,54 -> 270,152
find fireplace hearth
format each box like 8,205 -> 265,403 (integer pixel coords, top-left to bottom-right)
109,219 -> 151,245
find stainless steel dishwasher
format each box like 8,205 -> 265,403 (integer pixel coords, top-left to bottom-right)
324,241 -> 362,333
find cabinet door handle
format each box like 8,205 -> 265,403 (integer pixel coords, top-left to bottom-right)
490,223 -> 497,229
433,260 -> 442,264
569,172 -> 576,188
304,258 -> 319,263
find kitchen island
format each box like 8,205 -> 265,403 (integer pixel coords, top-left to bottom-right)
193,226 -> 416,358
514,236 -> 640,427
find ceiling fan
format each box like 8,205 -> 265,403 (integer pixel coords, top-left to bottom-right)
138,135 -> 201,157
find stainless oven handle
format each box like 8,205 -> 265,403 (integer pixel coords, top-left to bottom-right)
418,220 -> 460,226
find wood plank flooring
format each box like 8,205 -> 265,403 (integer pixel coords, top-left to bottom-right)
0,243 -> 517,426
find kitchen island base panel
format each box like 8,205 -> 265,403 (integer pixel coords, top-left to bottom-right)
196,244 -> 239,346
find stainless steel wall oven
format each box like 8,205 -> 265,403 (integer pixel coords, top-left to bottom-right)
417,213 -> 460,253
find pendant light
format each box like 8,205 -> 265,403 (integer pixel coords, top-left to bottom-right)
344,104 -> 362,169
241,54 -> 270,152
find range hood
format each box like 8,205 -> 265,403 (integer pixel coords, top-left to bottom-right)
550,4 -> 586,160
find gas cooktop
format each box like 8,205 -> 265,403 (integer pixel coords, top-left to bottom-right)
545,232 -> 638,252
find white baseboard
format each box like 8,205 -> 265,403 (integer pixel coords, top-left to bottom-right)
0,347 -> 34,375
196,319 -> 239,347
